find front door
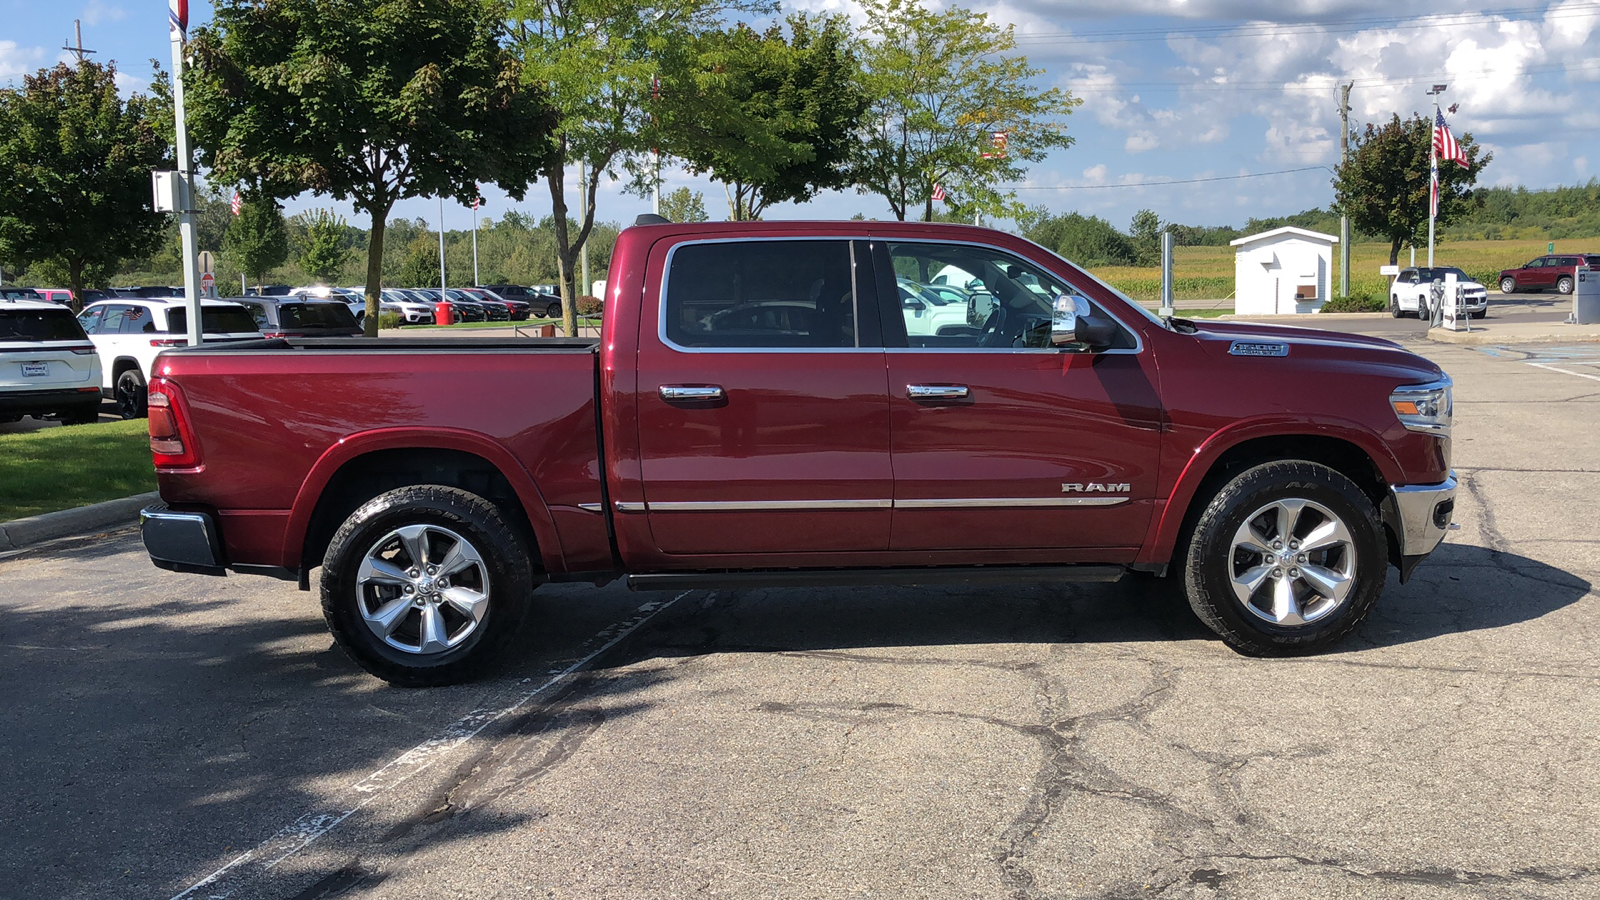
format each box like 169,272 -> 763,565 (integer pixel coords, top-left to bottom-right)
634,238 -> 893,558
874,239 -> 1163,556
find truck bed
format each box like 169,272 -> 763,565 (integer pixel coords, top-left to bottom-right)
153,337 -> 610,574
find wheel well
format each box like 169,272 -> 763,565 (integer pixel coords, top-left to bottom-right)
301,447 -> 540,584
1169,435 -> 1395,569
112,358 -> 142,380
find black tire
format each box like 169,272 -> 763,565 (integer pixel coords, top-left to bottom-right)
59,403 -> 101,426
1389,295 -> 1402,318
1499,277 -> 1516,295
545,301 -> 561,319
1557,275 -> 1574,295
1179,461 -> 1385,656
321,485 -> 535,686
115,369 -> 147,419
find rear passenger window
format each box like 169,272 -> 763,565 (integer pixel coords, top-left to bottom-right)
663,240 -> 858,348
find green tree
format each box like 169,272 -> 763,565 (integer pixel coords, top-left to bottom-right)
511,0 -> 770,335
1335,112 -> 1491,264
223,198 -> 290,285
398,235 -> 441,288
1129,208 -> 1161,266
1024,212 -> 1137,267
187,0 -> 556,336
299,209 -> 350,282
666,15 -> 865,220
0,61 -> 171,308
659,187 -> 709,223
854,0 -> 1078,222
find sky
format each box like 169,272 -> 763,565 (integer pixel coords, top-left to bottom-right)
3,0 -> 1598,236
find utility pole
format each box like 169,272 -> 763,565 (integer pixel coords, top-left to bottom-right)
1337,81 -> 1352,297
438,195 -> 447,294
471,193 -> 480,286
62,20 -> 97,64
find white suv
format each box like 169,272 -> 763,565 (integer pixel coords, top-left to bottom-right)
1,300 -> 103,425
1389,267 -> 1489,319
78,298 -> 261,418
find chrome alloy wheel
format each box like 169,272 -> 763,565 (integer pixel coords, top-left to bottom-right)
1228,498 -> 1356,627
355,524 -> 490,655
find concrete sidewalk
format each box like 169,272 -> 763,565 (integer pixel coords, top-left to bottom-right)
1424,319 -> 1600,345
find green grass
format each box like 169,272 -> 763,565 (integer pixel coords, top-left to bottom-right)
0,419 -> 155,520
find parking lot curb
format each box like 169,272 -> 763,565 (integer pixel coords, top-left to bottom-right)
1216,312 -> 1395,322
1426,328 -> 1600,345
0,492 -> 158,554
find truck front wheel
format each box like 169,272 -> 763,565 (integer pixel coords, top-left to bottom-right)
1180,461 -> 1385,656
321,485 -> 535,686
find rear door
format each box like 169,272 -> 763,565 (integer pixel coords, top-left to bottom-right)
633,237 -> 892,557
874,238 -> 1162,556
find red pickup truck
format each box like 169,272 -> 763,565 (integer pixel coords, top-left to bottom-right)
140,219 -> 1456,685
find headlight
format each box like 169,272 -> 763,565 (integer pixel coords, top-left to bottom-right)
1391,378 -> 1452,434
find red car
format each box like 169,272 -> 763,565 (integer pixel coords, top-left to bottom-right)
138,218 -> 1457,685
1498,253 -> 1600,295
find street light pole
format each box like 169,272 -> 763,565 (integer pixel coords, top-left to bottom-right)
438,194 -> 447,295
168,0 -> 201,346
1338,81 -> 1352,297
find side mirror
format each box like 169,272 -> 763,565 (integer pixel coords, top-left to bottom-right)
1052,293 -> 1117,352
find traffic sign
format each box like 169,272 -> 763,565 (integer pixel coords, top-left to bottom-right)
200,271 -> 215,297
198,250 -> 214,274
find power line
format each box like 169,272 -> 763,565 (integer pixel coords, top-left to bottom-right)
1013,166 -> 1331,191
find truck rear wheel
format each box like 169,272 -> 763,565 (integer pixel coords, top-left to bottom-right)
1180,461 -> 1384,656
321,485 -> 534,686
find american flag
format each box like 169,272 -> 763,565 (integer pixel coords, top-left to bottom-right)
230,190 -> 241,216
932,183 -> 946,202
472,185 -> 482,211
1430,110 -> 1469,218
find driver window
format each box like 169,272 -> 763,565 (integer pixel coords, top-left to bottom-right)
886,242 -> 1123,350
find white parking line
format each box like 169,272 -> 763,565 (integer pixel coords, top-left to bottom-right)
1528,362 -> 1600,383
169,591 -> 693,900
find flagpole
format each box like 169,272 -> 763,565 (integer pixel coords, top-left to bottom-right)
471,195 -> 480,286
1425,84 -> 1447,269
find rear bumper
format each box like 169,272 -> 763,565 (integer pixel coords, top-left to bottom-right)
0,387 -> 100,417
141,503 -> 227,575
1386,473 -> 1457,580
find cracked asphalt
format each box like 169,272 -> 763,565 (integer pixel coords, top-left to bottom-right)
1,336 -> 1596,900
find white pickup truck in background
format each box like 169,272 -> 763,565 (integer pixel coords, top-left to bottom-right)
1389,266 -> 1489,319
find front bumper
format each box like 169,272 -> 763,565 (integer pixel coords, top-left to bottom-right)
141,503 -> 226,575
1386,473 -> 1457,580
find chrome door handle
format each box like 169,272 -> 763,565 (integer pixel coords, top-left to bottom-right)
659,385 -> 725,401
907,384 -> 969,400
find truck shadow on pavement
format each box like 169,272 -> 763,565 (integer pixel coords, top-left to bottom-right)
619,542 -> 1589,662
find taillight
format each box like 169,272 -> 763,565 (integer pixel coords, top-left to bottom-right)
148,380 -> 201,468
150,338 -> 185,347
71,347 -> 97,355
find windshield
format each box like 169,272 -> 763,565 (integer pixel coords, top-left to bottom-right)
280,303 -> 359,329
166,306 -> 262,335
1420,267 -> 1469,280
0,307 -> 88,341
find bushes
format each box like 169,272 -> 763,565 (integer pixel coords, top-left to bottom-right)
1320,292 -> 1387,313
575,295 -> 603,316
377,311 -> 403,329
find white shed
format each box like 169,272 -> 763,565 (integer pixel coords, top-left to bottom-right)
1230,227 -> 1339,315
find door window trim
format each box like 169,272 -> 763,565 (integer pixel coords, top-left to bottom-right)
656,237 -> 884,354
869,237 -> 1145,355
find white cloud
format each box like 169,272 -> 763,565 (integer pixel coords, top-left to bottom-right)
82,0 -> 127,28
0,41 -> 47,85
1124,131 -> 1159,152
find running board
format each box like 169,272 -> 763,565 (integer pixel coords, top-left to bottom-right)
627,565 -> 1125,591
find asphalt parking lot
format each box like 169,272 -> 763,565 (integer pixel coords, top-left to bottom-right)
2,331 -> 1597,899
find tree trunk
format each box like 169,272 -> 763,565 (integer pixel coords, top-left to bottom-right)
67,257 -> 85,314
363,207 -> 391,338
547,165 -> 576,338
1389,240 -> 1401,266
923,194 -> 933,222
